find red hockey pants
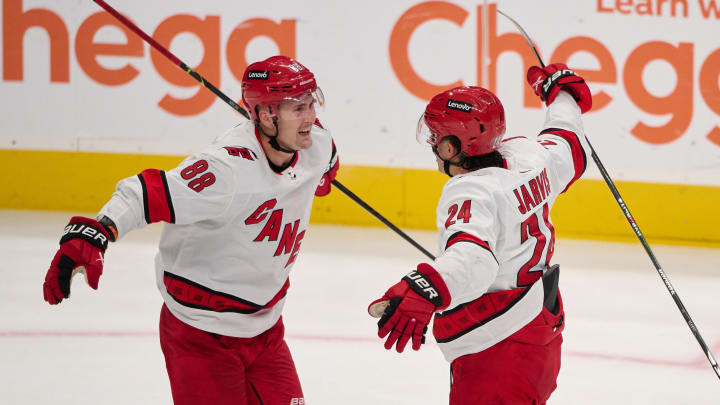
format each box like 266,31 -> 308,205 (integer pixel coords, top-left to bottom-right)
449,294 -> 564,405
159,304 -> 304,405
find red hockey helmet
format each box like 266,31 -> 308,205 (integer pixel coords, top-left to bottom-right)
241,55 -> 324,121
417,86 -> 506,157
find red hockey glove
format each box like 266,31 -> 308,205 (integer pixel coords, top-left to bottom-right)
43,216 -> 112,305
315,154 -> 339,197
527,63 -> 592,113
368,263 -> 450,352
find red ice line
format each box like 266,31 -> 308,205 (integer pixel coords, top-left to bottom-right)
1,330 -> 716,371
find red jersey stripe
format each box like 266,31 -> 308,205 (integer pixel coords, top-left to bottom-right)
163,272 -> 290,313
539,128 -> 587,192
446,232 -> 497,263
433,286 -> 529,342
138,169 -> 175,224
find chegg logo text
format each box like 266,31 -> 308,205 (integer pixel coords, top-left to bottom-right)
389,2 -> 720,147
1,0 -> 296,116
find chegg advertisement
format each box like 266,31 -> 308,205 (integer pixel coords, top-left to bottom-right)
1,0 -> 719,185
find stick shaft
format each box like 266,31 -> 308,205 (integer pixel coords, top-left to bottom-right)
93,0 -> 436,261
331,180 -> 436,260
496,9 -> 544,68
496,9 -> 720,380
92,0 -> 249,119
586,138 -> 720,379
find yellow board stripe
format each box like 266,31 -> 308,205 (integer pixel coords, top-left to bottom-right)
3,149 -> 719,247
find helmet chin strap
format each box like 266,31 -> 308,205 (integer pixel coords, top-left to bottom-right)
443,160 -> 454,177
268,137 -> 296,154
433,146 -> 466,177
258,115 -> 297,154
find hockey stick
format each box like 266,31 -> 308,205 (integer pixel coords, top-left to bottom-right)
92,0 -> 435,262
329,181 -> 435,260
497,9 -> 720,380
93,0 -> 249,120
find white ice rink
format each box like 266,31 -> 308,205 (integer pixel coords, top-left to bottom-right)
2,209 -> 719,404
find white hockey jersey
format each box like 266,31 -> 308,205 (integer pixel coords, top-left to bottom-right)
431,92 -> 588,362
98,120 -> 336,337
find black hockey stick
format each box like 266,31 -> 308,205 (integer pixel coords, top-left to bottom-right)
92,0 -> 435,262
497,8 -> 720,380
93,0 -> 249,120
330,181 -> 435,260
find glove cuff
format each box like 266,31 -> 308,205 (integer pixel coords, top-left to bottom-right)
59,216 -> 111,251
402,263 -> 451,310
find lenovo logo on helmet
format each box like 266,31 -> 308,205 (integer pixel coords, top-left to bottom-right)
446,99 -> 473,113
247,70 -> 269,80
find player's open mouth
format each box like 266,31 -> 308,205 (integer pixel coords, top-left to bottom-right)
298,129 -> 311,136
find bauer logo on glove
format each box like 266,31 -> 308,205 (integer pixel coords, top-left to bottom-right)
43,216 -> 113,305
368,264 -> 451,352
61,222 -> 109,248
542,69 -> 577,96
404,271 -> 442,306
527,63 -> 592,114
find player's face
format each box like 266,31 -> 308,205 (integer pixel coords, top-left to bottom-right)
276,94 -> 317,150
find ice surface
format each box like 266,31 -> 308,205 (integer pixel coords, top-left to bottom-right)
2,210 -> 719,404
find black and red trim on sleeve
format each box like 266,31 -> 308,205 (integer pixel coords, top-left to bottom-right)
137,169 -> 176,224
445,231 -> 497,263
163,271 -> 289,313
433,286 -> 530,343
324,140 -> 338,176
315,118 -> 337,169
539,127 -> 587,192
329,140 -> 337,165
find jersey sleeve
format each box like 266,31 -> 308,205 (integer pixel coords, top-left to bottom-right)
314,120 -> 338,175
537,90 -> 590,193
97,151 -> 237,239
326,139 -> 338,175
433,179 -> 501,308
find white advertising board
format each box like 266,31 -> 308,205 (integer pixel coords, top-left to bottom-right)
1,0 -> 719,184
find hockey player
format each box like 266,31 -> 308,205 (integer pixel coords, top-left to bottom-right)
43,55 -> 338,405
369,63 -> 592,404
